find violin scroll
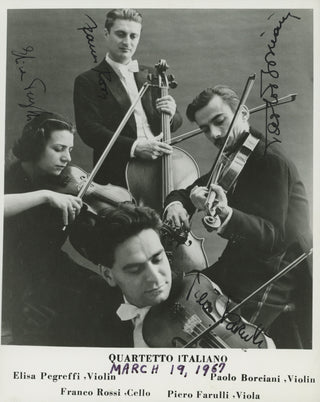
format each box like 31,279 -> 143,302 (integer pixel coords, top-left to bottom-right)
202,189 -> 222,232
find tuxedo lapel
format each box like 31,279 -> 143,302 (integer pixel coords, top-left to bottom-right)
96,60 -> 136,132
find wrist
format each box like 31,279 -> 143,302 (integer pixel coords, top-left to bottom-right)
216,205 -> 232,221
42,189 -> 52,204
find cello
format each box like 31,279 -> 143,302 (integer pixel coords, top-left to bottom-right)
126,60 -> 208,272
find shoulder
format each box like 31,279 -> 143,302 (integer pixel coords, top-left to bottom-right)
5,160 -> 31,193
250,128 -> 297,172
75,59 -> 114,82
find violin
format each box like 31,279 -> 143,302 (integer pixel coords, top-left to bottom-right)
143,272 -> 274,349
48,165 -> 133,215
201,75 -> 258,231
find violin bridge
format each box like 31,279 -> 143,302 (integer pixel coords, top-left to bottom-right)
183,314 -> 202,335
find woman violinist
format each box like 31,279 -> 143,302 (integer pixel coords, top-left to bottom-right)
3,112 -> 93,346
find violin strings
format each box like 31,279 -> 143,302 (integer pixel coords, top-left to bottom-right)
181,311 -> 228,348
175,309 -> 227,348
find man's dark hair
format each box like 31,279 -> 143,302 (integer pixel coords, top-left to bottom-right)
105,8 -> 142,32
69,203 -> 162,268
186,85 -> 240,122
12,112 -> 75,162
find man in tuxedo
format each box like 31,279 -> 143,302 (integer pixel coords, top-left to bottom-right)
69,204 -> 172,347
164,85 -> 313,348
74,8 -> 182,186
69,203 -> 274,348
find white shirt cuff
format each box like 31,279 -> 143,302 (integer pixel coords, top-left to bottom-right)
130,140 -> 139,158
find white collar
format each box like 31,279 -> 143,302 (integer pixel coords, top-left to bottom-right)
116,297 -> 151,321
105,53 -> 139,76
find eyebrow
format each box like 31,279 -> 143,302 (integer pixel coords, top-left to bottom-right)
122,248 -> 164,271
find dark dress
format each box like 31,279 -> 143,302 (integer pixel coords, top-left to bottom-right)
2,161 -> 94,346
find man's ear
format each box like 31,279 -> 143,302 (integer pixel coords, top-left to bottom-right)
241,104 -> 250,122
104,28 -> 109,39
99,265 -> 116,287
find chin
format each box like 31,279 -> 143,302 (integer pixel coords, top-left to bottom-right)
150,289 -> 170,306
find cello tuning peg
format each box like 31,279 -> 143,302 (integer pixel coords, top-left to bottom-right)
168,74 -> 178,89
155,59 -> 169,72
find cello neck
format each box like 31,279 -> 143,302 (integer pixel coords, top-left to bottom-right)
155,60 -> 175,205
161,86 -> 174,204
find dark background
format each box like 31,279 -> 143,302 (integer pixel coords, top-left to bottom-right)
5,9 -> 313,268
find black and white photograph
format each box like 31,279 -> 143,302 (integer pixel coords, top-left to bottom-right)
0,2 -> 318,401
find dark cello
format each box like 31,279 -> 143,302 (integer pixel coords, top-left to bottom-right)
126,60 -> 208,272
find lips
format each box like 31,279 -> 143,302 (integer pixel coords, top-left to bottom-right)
145,283 -> 167,295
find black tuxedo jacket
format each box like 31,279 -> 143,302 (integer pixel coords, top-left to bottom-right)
164,128 -> 312,336
74,59 -> 182,186
77,275 -> 134,347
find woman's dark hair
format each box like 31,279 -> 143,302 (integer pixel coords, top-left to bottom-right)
69,203 -> 162,268
12,112 -> 75,162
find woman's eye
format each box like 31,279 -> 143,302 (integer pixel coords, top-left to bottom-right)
215,118 -> 225,126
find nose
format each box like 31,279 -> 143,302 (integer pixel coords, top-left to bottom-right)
207,124 -> 221,140
122,35 -> 129,46
144,263 -> 161,285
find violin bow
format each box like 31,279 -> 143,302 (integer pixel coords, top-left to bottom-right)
183,248 -> 313,348
205,74 -> 256,189
61,82 -> 151,230
197,74 -> 256,229
168,93 -> 298,146
76,82 -> 151,199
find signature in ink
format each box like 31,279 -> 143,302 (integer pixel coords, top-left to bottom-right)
93,69 -> 112,99
18,78 -> 47,121
186,273 -> 265,348
77,14 -> 98,64
11,46 -> 35,81
259,11 -> 301,153
11,45 -> 46,121
220,299 -> 265,348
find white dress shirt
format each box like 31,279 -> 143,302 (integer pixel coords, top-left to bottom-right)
106,54 -> 154,157
116,299 -> 151,347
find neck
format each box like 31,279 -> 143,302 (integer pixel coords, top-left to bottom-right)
21,161 -> 38,181
107,53 -> 131,65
